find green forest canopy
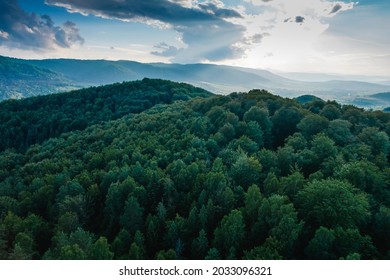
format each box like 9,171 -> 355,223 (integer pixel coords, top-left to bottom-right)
0,79 -> 389,260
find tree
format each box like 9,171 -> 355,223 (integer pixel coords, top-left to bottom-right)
332,227 -> 377,259
155,249 -> 177,260
129,231 -> 146,259
57,211 -> 80,233
296,179 -> 370,228
305,227 -> 336,259
111,229 -> 132,259
243,106 -> 272,147
373,206 -> 390,254
335,161 -> 386,194
272,106 -> 303,147
243,237 -> 283,260
244,184 -> 263,224
297,114 -> 329,139
231,153 -> 262,188
285,133 -> 308,152
191,229 -> 209,259
59,244 -> 86,260
9,232 -> 36,260
120,196 -> 144,235
91,236 -> 113,260
358,127 -> 389,156
205,248 -> 220,260
326,119 -> 354,146
310,133 -> 337,163
263,172 -> 280,197
213,210 -> 245,258
245,121 -> 264,148
280,171 -> 305,200
320,104 -> 341,120
257,195 -> 303,257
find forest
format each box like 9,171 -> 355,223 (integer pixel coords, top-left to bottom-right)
0,79 -> 389,260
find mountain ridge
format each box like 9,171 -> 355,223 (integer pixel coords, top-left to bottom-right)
1,55 -> 390,107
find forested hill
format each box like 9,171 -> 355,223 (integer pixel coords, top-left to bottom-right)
0,81 -> 389,260
0,56 -> 76,100
0,78 -> 212,152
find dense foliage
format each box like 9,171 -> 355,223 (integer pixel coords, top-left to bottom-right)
0,79 -> 389,260
0,78 -> 211,152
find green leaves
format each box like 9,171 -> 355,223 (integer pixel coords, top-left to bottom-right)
296,179 -> 370,228
213,210 -> 245,259
231,153 -> 262,188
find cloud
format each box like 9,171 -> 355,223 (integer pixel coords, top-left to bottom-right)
152,42 -> 182,57
198,2 -> 243,18
330,3 -> 343,14
0,0 -> 84,51
45,0 -> 246,61
46,0 -> 243,25
243,33 -> 269,44
295,16 -> 305,23
283,16 -> 305,24
283,16 -> 305,23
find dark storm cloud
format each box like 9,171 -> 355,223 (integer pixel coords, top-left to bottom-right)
45,0 -> 247,61
46,0 -> 243,25
0,0 -> 84,50
330,3 -> 343,14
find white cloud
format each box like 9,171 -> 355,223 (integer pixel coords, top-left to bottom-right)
0,30 -> 10,39
222,0 -> 357,71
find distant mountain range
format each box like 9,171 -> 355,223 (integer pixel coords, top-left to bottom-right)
1,55 -> 390,108
349,92 -> 390,109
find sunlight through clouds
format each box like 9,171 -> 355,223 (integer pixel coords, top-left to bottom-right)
2,0 -> 389,76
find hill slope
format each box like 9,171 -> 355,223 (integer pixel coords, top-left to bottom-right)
0,56 -> 76,99
349,92 -> 390,109
0,78 -> 211,152
2,56 -> 390,102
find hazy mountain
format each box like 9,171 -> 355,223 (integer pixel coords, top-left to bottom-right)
0,56 -> 77,99
349,92 -> 390,109
370,92 -> 390,101
276,71 -> 390,83
2,55 -> 390,104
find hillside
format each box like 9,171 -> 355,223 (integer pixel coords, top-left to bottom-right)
2,56 -> 390,103
0,80 -> 389,260
0,56 -> 76,100
371,92 -> 390,102
0,78 -> 211,152
350,92 -> 390,109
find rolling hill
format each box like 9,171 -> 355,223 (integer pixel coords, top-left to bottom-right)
2,55 -> 390,104
349,92 -> 390,109
0,56 -> 77,99
0,78 -> 211,152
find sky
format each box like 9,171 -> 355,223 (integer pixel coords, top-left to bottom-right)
0,0 -> 389,78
